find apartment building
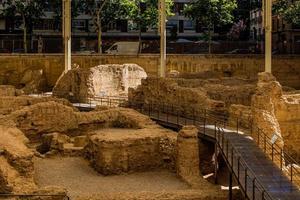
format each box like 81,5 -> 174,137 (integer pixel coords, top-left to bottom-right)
250,0 -> 300,54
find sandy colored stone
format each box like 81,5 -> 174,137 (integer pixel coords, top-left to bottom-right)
228,104 -> 252,129
84,128 -> 176,175
0,85 -> 23,96
129,77 -> 225,118
0,125 -> 36,193
53,64 -> 147,102
177,126 -> 201,187
20,69 -> 47,94
0,95 -> 75,115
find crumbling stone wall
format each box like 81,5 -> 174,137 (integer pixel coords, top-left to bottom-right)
0,125 -> 36,193
129,77 -> 226,117
84,128 -> 176,175
274,93 -> 300,161
177,126 -> 200,185
0,85 -> 23,96
0,96 -> 75,115
53,64 -> 147,102
251,72 -> 284,165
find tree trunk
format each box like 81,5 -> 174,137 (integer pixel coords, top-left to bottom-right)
138,23 -> 142,54
208,23 -> 212,54
97,11 -> 102,54
22,15 -> 27,53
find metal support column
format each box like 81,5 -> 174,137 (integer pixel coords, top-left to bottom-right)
63,0 -> 72,72
159,0 -> 166,78
229,170 -> 233,200
264,0 -> 272,73
214,143 -> 218,184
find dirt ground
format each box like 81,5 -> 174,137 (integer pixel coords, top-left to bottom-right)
34,157 -> 190,198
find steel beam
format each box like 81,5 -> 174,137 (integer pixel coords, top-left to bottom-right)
159,0 -> 166,78
264,0 -> 272,73
63,0 -> 72,72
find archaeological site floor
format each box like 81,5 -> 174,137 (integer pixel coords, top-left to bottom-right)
34,157 -> 190,198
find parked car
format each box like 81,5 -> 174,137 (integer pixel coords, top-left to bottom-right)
12,49 -> 25,53
106,42 -> 140,55
0,48 -> 10,53
227,49 -> 253,54
74,47 -> 96,54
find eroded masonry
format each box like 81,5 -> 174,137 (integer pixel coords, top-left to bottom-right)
0,63 -> 299,200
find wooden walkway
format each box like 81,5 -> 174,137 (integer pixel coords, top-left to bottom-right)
136,109 -> 300,200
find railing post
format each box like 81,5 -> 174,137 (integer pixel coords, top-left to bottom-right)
236,117 -> 239,133
193,109 -> 195,125
214,143 -> 218,184
262,190 -> 266,200
271,144 -> 274,161
291,165 -> 293,183
257,129 -> 260,147
177,110 -> 179,125
245,168 -> 248,195
264,134 -> 266,153
252,178 -> 256,200
280,149 -> 283,171
237,157 -> 240,180
229,170 -> 233,200
226,140 -> 229,157
231,147 -> 234,167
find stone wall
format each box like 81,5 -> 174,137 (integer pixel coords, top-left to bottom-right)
0,54 -> 299,89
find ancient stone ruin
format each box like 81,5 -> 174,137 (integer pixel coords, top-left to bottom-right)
53,64 -> 147,102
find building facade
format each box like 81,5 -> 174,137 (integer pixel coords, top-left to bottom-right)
0,0 -> 201,53
249,0 -> 300,54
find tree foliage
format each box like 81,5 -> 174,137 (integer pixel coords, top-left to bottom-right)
184,0 -> 237,28
1,0 -> 46,33
274,0 -> 300,25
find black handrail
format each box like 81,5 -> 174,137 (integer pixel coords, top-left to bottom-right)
31,92 -> 300,191
0,193 -> 69,200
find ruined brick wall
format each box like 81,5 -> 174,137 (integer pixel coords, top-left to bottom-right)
0,54 -> 299,89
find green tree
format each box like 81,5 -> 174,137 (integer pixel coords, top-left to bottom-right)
84,0 -> 136,54
1,0 -> 46,53
184,0 -> 237,53
84,0 -> 173,54
50,0 -> 86,31
274,0 -> 300,25
131,0 -> 174,53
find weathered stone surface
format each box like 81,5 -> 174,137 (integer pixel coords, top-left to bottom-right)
228,104 -> 252,129
274,93 -> 300,162
251,72 -> 287,167
0,95 -> 75,115
0,85 -> 23,96
20,69 -> 47,94
129,77 -> 225,117
84,128 -> 176,175
53,64 -> 147,102
0,125 -> 36,193
177,126 -> 200,186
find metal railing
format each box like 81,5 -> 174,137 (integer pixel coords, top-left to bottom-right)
29,92 -> 300,192
128,102 -> 300,200
0,193 -> 69,200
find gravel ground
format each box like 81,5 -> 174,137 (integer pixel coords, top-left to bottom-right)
34,157 -> 190,198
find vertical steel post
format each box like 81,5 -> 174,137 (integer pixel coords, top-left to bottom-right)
63,0 -> 72,72
264,0 -> 272,73
159,0 -> 166,77
229,171 -> 233,200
